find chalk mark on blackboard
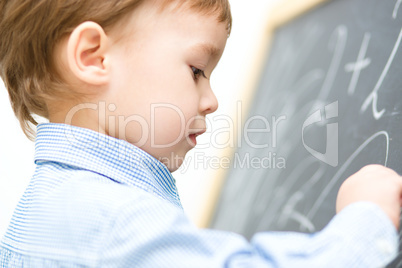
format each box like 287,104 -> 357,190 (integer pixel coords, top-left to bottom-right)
393,0 -> 402,19
345,33 -> 371,95
280,69 -> 325,119
276,160 -> 326,232
255,156 -> 323,230
314,25 -> 347,109
260,24 -> 324,110
246,70 -> 325,227
281,194 -> 316,232
263,69 -> 324,148
361,28 -> 402,120
290,213 -> 315,233
307,131 -> 390,220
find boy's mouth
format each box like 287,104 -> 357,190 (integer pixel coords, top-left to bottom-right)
188,130 -> 206,146
189,134 -> 197,146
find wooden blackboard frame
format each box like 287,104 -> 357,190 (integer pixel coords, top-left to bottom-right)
198,0 -> 330,228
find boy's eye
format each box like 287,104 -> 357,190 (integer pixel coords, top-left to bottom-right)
191,66 -> 208,81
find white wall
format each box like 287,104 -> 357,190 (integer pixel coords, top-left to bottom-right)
0,0 -> 280,236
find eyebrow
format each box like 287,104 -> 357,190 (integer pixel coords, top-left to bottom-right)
192,43 -> 221,57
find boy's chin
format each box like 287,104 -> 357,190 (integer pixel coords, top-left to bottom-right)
158,151 -> 189,173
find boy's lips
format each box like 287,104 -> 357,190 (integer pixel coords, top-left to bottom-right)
188,129 -> 206,146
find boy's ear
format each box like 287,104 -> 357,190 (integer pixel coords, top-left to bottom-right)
67,21 -> 110,86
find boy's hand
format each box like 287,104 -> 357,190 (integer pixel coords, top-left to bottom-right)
336,164 -> 402,230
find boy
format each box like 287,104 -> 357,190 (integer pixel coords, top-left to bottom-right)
0,0 -> 401,267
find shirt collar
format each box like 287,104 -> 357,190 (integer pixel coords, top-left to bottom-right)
34,123 -> 182,209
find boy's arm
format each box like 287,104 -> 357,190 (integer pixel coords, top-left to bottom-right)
101,165 -> 400,267
249,201 -> 397,268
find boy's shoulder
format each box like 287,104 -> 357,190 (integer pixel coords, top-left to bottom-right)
36,166 -> 176,229
1,167 -> 179,265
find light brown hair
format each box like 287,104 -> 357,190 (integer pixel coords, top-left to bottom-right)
0,0 -> 232,140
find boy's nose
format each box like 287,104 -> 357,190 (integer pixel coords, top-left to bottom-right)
199,85 -> 219,115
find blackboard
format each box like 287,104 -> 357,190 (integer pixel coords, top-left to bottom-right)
209,0 -> 402,267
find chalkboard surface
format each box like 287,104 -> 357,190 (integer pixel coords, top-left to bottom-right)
210,0 -> 402,266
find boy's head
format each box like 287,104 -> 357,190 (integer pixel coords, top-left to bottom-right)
0,0 -> 231,171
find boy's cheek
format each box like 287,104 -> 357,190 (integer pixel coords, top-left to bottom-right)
151,107 -> 188,143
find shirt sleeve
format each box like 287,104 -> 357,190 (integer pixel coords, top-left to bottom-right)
101,194 -> 398,268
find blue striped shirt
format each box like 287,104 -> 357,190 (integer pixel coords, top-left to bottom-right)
0,123 -> 398,267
